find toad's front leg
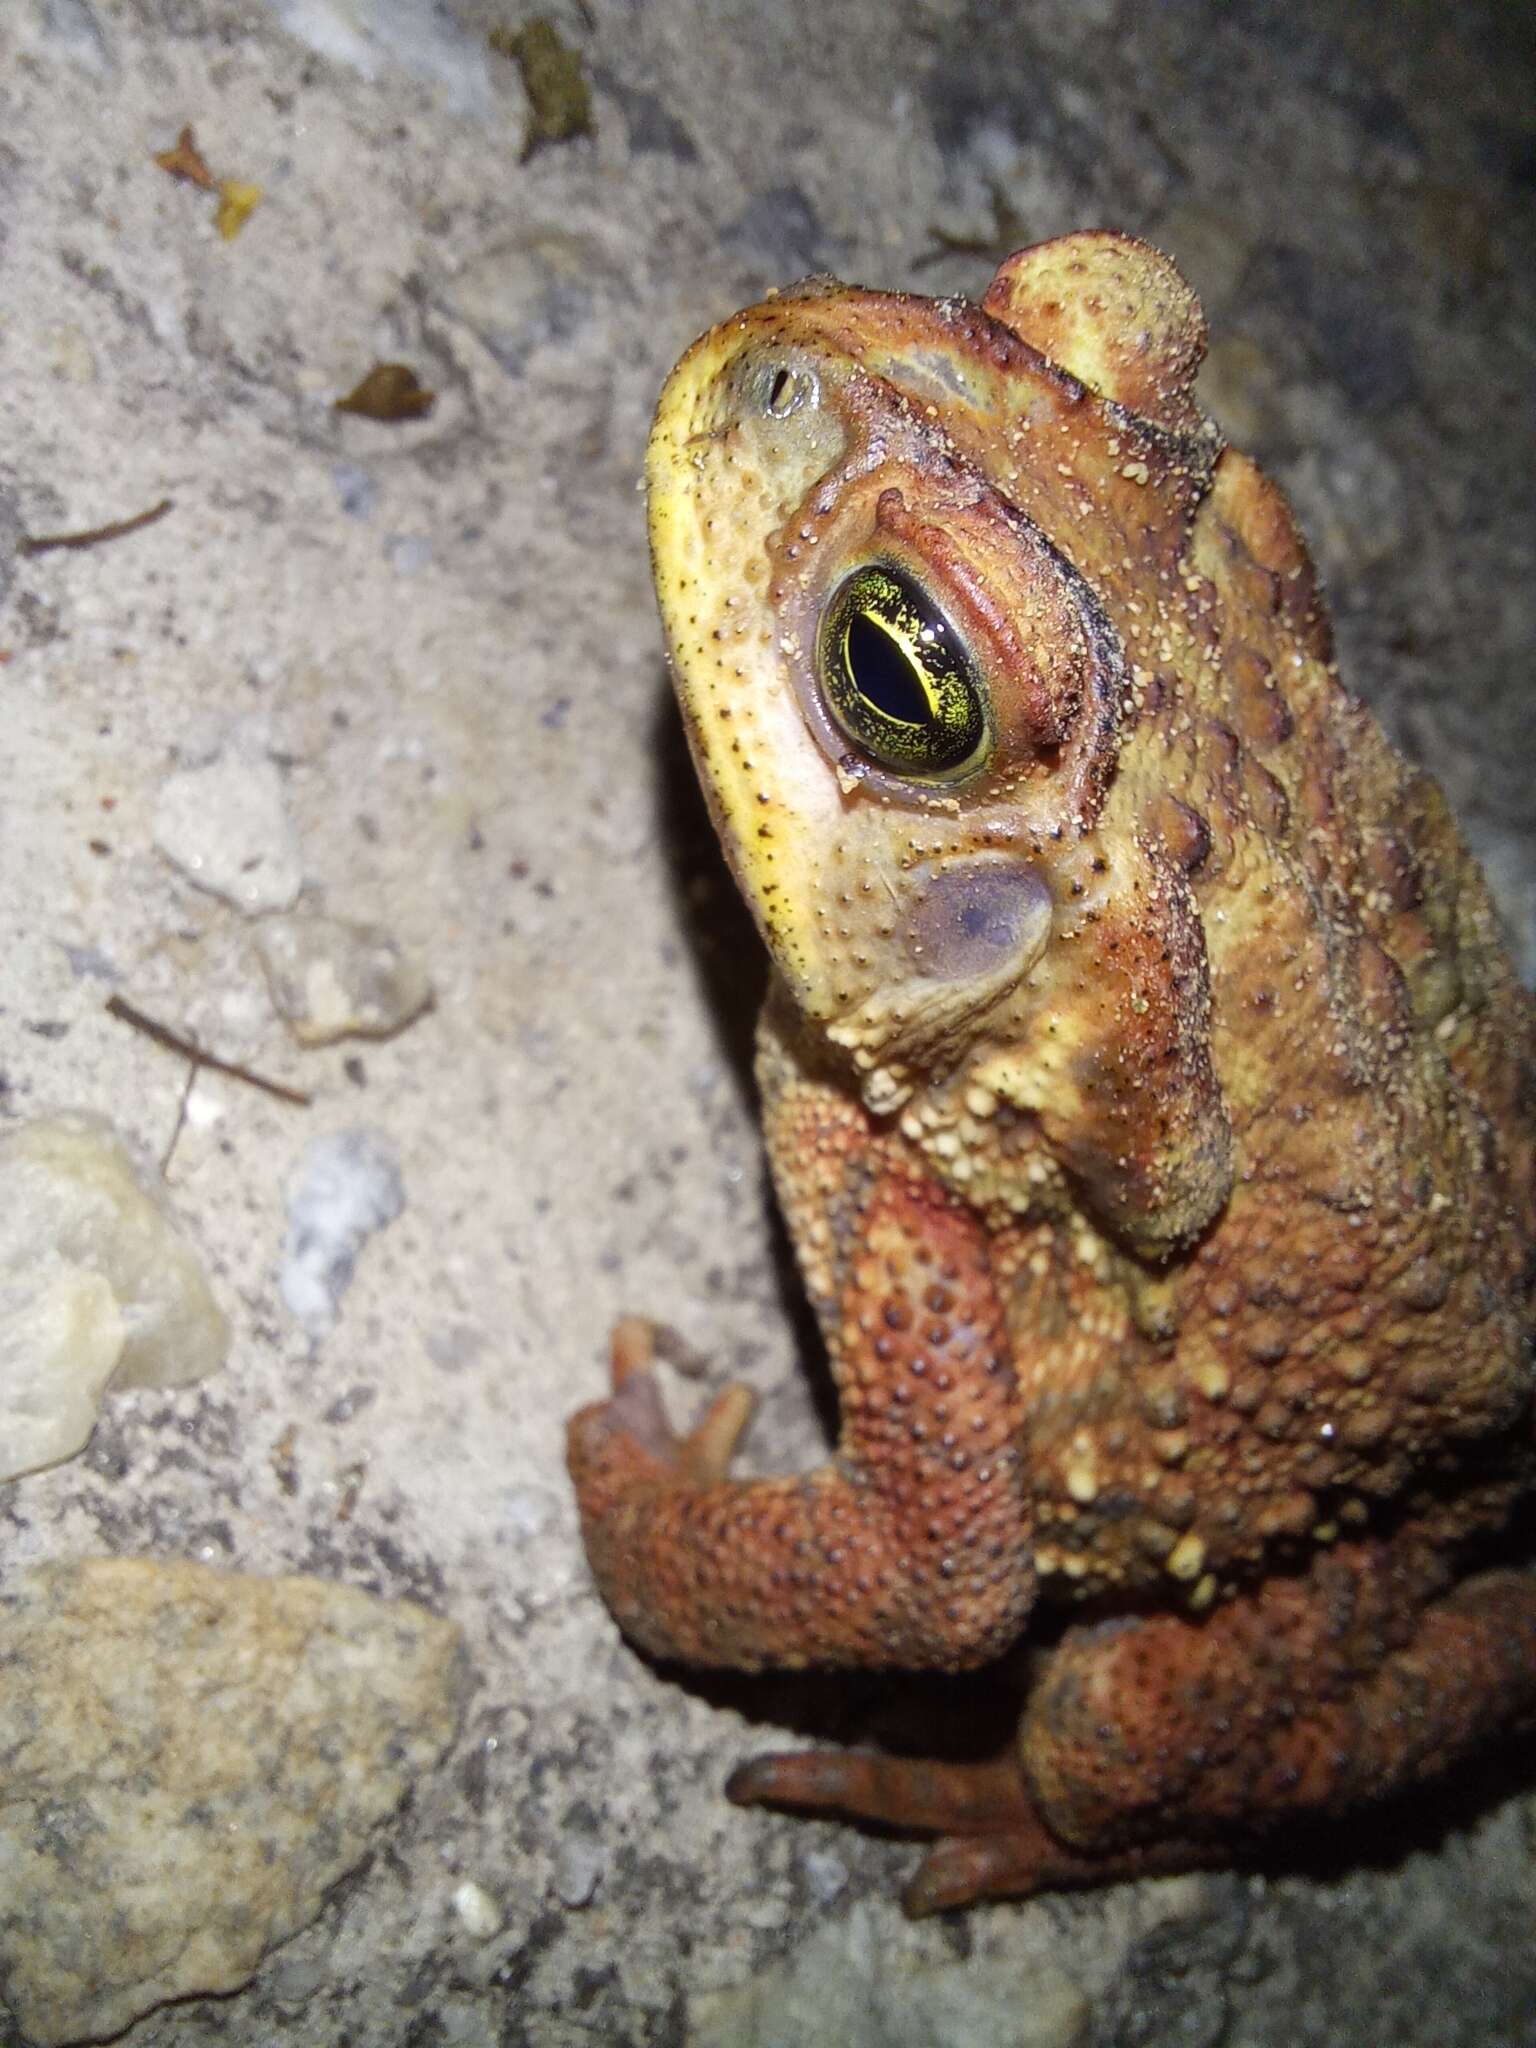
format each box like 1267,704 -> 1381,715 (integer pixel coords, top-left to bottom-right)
567,1163 -> 1033,1672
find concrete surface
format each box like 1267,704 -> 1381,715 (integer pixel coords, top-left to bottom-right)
1,1 -> 1532,2043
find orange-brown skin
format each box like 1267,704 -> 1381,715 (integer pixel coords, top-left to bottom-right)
567,233 -> 1536,1909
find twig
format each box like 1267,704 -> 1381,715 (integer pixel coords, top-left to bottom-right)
106,994 -> 311,1108
21,497 -> 173,557
159,1058 -> 199,1177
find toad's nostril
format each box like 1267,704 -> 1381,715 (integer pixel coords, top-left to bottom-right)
906,863 -> 1052,982
760,362 -> 816,417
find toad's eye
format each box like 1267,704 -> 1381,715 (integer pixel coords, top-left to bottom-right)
816,565 -> 991,781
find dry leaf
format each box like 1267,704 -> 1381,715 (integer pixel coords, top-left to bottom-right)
334,364 -> 437,423
154,125 -> 216,191
491,17 -> 593,160
215,179 -> 263,241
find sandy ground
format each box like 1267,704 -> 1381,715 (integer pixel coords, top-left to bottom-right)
1,1 -> 1532,2043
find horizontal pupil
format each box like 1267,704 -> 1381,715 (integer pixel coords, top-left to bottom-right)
817,565 -> 989,782
844,610 -> 931,727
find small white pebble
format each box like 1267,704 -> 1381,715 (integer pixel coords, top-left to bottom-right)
182,1082 -> 225,1130
801,1848 -> 849,1904
386,533 -> 433,576
279,1129 -> 405,1338
267,1956 -> 328,2009
154,753 -> 303,913
332,464 -> 377,519
502,1484 -> 560,1542
553,1833 -> 604,1908
256,913 -> 432,1047
451,1880 -> 503,1941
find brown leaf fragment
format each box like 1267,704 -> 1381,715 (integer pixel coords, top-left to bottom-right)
335,1460 -> 367,1522
491,17 -> 594,160
154,124 -> 216,191
270,1425 -> 301,1498
334,363 -> 437,422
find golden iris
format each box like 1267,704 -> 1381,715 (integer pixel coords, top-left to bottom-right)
817,565 -> 989,780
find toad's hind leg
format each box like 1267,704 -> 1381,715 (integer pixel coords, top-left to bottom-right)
732,1545 -> 1536,1913
726,1748 -> 1219,1914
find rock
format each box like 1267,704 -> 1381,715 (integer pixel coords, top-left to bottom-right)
330,461 -> 378,518
451,1880 -> 503,1941
433,227 -> 629,377
279,1127 -> 405,1337
255,911 -> 432,1046
501,1482 -> 561,1542
262,0 -> 496,114
154,750 -> 303,913
385,532 -> 434,576
689,1904 -> 1088,2048
799,1848 -> 849,1905
552,1812 -> 604,1908
0,1113 -> 230,1481
0,1556 -> 468,2046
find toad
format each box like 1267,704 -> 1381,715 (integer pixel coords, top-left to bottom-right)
568,233 -> 1536,1911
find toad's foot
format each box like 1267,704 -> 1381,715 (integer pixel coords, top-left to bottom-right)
567,1170 -> 1034,1674
578,1315 -> 757,1487
735,1548 -> 1536,1909
727,1748 -> 1215,1914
